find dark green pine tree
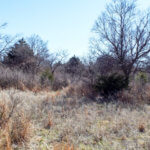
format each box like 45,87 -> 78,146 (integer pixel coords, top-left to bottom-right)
4,38 -> 34,66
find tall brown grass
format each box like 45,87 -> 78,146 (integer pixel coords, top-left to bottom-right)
53,143 -> 76,150
0,94 -> 32,150
118,81 -> 150,105
0,66 -> 40,91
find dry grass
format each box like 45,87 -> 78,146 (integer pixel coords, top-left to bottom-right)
0,92 -> 32,150
118,82 -> 150,106
0,84 -> 150,149
0,66 -> 41,91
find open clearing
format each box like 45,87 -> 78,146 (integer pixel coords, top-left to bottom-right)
0,88 -> 150,150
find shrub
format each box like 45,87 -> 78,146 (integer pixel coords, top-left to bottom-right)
52,78 -> 68,91
136,72 -> 148,86
40,69 -> 54,87
94,73 -> 128,97
118,81 -> 150,105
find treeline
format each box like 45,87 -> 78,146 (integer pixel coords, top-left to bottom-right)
0,32 -> 89,90
0,0 -> 150,101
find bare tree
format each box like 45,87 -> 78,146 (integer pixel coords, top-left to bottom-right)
0,23 -> 17,61
27,34 -> 49,71
27,34 -> 49,59
47,50 -> 68,75
95,54 -> 119,75
91,0 -> 150,80
27,35 -> 68,74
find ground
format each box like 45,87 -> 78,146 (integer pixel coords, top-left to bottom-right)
0,87 -> 150,150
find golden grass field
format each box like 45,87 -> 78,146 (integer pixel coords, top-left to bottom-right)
0,85 -> 150,150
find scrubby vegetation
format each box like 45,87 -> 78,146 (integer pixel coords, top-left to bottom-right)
94,73 -> 128,97
1,86 -> 150,150
0,0 -> 150,149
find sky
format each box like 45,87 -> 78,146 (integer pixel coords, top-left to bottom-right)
0,0 -> 150,57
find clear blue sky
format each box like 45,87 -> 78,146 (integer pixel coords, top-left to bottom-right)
0,0 -> 150,57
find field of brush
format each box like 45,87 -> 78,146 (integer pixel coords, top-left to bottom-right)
0,86 -> 150,150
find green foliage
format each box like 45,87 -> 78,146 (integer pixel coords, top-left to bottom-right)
136,72 -> 148,85
4,38 -> 37,73
4,39 -> 34,66
65,55 -> 83,75
40,69 -> 53,85
94,73 -> 128,97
